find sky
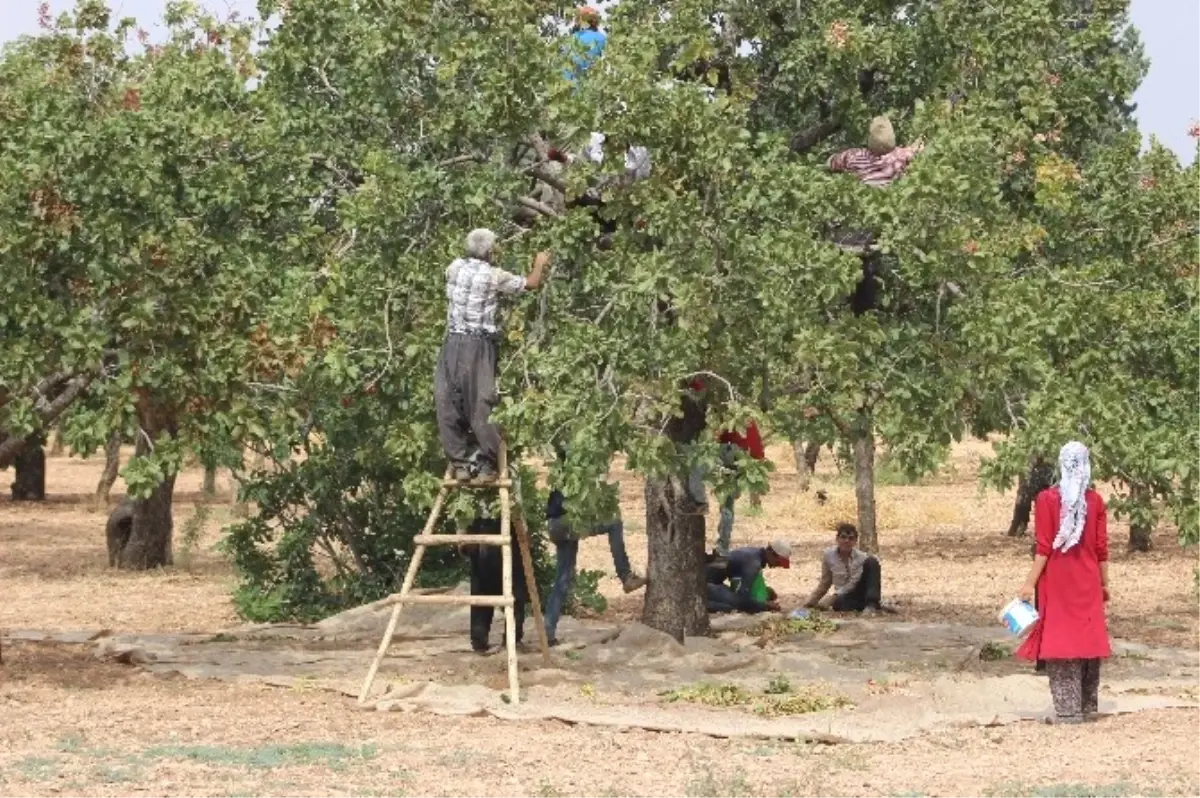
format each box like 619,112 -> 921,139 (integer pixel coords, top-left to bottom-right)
2,0 -> 1197,160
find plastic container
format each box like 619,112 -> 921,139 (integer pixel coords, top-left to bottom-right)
749,573 -> 770,603
998,598 -> 1039,636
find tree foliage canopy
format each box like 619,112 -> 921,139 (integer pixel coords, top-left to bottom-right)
0,0 -> 1194,620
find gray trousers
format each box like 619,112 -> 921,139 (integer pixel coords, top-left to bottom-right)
433,333 -> 502,469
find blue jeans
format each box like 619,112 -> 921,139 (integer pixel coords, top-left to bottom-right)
543,520 -> 632,641
716,489 -> 739,554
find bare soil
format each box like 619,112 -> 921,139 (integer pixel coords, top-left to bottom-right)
1,441 -> 1198,797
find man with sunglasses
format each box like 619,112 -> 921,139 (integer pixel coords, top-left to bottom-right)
803,523 -> 895,615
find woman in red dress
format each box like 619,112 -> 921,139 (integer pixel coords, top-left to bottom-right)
1016,441 -> 1111,724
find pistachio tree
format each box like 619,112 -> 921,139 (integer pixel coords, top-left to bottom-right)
215,0 -> 1154,638
0,0 -> 321,567
978,135 -> 1199,549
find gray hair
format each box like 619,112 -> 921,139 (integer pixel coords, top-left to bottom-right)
465,228 -> 497,261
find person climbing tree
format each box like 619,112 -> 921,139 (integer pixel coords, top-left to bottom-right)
563,6 -> 607,85
826,116 -> 925,315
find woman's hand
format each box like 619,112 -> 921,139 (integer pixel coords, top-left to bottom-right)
1102,585 -> 1110,603
1017,581 -> 1035,603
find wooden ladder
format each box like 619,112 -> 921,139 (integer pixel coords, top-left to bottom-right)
357,441 -> 550,706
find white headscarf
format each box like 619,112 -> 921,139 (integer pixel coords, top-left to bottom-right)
1052,441 -> 1091,553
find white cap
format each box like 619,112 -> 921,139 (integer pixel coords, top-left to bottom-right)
768,539 -> 792,565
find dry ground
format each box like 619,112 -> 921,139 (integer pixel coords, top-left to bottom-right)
1,440 -> 1198,796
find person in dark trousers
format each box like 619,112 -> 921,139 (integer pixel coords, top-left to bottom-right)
706,540 -> 790,614
434,229 -> 550,481
825,116 -> 924,315
803,523 -> 896,615
464,516 -> 528,654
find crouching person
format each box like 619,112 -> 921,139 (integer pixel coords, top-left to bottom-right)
706,540 -> 791,614
803,523 -> 895,615
464,516 -> 528,654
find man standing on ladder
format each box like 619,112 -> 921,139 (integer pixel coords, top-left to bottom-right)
434,229 -> 550,481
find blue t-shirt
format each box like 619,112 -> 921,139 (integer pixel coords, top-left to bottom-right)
564,28 -> 607,82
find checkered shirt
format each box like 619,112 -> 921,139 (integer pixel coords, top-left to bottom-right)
444,257 -> 526,336
827,145 -> 919,187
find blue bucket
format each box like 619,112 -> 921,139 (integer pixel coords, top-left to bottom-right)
998,598 -> 1039,636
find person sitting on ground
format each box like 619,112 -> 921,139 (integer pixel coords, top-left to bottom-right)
563,6 -> 607,85
543,449 -> 647,645
463,516 -> 528,654
434,229 -> 549,480
706,540 -> 790,614
803,523 -> 895,615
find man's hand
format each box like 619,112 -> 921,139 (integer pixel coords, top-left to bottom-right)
525,251 -> 551,290
766,600 -> 781,612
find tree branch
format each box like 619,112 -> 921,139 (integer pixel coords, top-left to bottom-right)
527,165 -> 567,193
517,195 -> 561,218
438,153 -> 486,168
789,119 -> 842,155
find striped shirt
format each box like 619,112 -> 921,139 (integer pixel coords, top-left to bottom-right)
805,546 -> 869,608
444,258 -> 525,336
827,146 -> 919,187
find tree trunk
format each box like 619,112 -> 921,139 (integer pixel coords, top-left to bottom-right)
116,420 -> 177,570
792,439 -> 821,491
1007,456 -> 1054,537
11,432 -> 47,501
202,466 -> 217,497
852,415 -> 878,553
1128,484 -> 1153,553
95,430 -> 122,502
49,426 -> 66,456
641,386 -> 710,642
642,475 -> 711,641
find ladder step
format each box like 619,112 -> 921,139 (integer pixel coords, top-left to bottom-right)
393,593 -> 514,607
443,479 -> 513,488
413,534 -> 511,546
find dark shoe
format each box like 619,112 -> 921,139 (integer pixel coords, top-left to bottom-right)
471,638 -> 490,654
622,574 -> 648,594
472,464 -> 499,483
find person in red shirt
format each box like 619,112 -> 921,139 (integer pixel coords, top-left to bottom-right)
714,421 -> 765,554
685,377 -> 767,555
1016,441 -> 1111,724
